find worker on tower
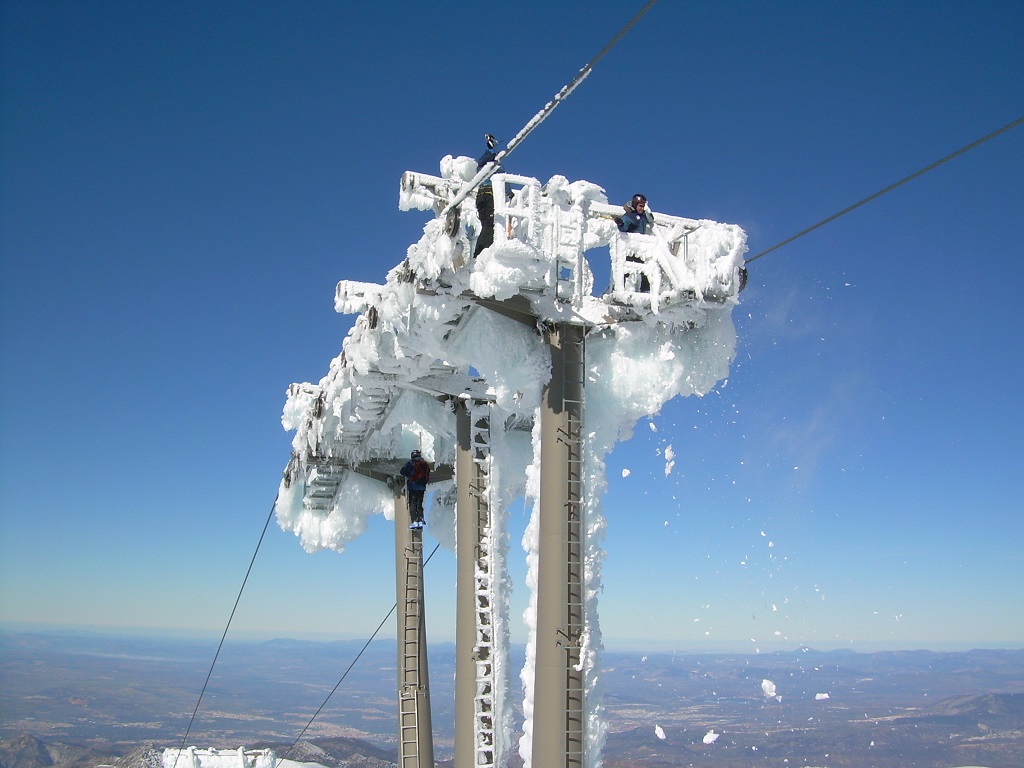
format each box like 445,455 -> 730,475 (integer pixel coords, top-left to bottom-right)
614,194 -> 654,292
400,449 -> 431,529
615,193 -> 654,234
474,134 -> 501,257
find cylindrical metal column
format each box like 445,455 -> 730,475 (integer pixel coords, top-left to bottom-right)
532,323 -> 586,768
394,491 -> 435,768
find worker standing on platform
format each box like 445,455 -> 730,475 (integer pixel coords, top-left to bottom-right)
474,134 -> 501,257
615,194 -> 654,292
401,449 -> 431,529
615,193 -> 654,234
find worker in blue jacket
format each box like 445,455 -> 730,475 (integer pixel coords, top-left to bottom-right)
615,194 -> 654,234
615,194 -> 654,291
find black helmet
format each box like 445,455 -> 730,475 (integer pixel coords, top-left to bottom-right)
485,133 -> 498,150
632,194 -> 647,206
411,449 -> 422,459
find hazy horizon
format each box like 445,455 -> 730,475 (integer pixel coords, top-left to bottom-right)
4,621 -> 1021,656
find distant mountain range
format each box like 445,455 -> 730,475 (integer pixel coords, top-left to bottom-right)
2,631 -> 1023,768
4,693 -> 1024,768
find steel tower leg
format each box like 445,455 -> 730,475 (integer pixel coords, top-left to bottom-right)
394,491 -> 435,768
532,323 -> 586,768
455,399 -> 499,768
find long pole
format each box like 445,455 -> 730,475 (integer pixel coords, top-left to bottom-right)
442,0 -> 658,215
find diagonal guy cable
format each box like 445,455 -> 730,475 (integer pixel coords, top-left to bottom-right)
284,541 -> 444,754
172,493 -> 279,768
745,115 -> 1024,265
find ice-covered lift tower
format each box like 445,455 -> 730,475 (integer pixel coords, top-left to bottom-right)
275,155 -> 746,768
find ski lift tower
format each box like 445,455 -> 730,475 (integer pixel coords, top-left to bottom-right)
277,156 -> 746,768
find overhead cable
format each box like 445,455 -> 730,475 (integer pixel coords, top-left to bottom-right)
171,494 -> 278,768
745,115 -> 1024,265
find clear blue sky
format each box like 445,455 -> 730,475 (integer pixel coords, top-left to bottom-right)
2,1 -> 1022,653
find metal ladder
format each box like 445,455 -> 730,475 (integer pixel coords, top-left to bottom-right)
561,325 -> 587,768
399,533 -> 426,768
469,406 -> 498,768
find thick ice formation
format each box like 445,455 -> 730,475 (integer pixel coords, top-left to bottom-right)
275,156 -> 746,768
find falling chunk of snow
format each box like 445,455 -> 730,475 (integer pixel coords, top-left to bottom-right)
702,730 -> 719,745
762,679 -> 781,701
621,468 -> 630,478
816,693 -> 830,700
664,444 -> 675,476
654,725 -> 666,740
648,422 -> 658,432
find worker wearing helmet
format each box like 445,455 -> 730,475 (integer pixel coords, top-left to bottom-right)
400,450 -> 430,529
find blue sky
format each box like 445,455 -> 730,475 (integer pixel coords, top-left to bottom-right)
2,1 -> 1022,653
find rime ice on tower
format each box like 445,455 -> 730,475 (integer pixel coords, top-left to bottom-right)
275,157 -> 746,768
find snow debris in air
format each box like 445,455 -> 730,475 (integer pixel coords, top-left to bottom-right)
762,679 -> 782,701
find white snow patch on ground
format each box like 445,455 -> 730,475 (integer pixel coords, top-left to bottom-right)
162,749 -> 328,768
